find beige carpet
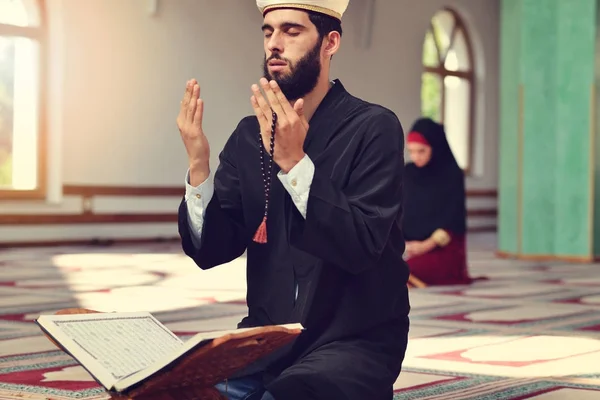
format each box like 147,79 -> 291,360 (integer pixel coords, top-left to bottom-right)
0,234 -> 599,399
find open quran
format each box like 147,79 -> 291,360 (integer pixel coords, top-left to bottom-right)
36,308 -> 303,400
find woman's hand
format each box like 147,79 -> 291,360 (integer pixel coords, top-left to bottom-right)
405,239 -> 437,259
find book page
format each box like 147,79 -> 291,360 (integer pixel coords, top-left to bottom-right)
37,312 -> 183,390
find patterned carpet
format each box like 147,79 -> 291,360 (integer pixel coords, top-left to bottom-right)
0,233 -> 599,399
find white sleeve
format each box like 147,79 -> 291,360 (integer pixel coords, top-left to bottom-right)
277,154 -> 314,219
184,170 -> 214,246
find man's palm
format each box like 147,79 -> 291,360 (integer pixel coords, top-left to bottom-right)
177,79 -> 210,165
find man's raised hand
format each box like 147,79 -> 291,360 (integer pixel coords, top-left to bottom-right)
177,79 -> 210,185
250,78 -> 309,173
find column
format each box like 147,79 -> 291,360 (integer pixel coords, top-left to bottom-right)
498,0 -> 597,261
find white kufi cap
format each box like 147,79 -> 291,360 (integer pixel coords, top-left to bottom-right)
256,0 -> 349,21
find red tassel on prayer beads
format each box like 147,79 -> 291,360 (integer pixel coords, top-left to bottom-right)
253,216 -> 268,244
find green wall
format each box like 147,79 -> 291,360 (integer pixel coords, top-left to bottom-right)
499,0 -> 597,259
520,0 -> 558,255
555,0 -> 596,257
594,1 -> 600,256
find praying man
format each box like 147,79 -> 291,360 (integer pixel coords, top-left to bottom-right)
177,1 -> 411,398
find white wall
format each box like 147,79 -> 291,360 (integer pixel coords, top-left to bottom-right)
0,0 -> 500,243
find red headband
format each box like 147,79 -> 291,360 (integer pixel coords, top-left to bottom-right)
407,131 -> 430,146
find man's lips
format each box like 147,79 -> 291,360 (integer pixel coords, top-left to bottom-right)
268,60 -> 287,67
268,62 -> 287,72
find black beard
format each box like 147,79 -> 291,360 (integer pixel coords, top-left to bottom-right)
262,40 -> 322,101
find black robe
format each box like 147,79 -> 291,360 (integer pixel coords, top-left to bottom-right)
178,80 -> 410,400
402,118 -> 467,241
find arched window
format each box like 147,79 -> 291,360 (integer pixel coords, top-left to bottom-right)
0,0 -> 45,198
421,8 -> 474,171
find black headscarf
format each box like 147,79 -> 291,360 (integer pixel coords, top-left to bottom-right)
402,118 -> 467,241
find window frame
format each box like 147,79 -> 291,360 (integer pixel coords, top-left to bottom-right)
421,7 -> 476,174
0,0 -> 47,200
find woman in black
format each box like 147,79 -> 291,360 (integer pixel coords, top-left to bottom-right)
403,118 -> 476,286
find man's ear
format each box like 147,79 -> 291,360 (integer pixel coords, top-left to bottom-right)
323,31 -> 341,58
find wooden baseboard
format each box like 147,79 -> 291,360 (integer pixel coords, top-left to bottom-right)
496,250 -> 593,263
0,213 -> 178,225
0,185 -> 498,224
62,185 -> 183,197
466,189 -> 497,197
467,209 -> 497,217
0,185 -> 497,251
0,237 -> 180,249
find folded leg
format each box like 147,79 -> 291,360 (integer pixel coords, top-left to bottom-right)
265,320 -> 409,400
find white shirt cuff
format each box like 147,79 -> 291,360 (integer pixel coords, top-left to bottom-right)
277,154 -> 314,219
184,170 -> 214,245
185,170 -> 214,203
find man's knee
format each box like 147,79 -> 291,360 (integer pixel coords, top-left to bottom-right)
265,370 -> 345,400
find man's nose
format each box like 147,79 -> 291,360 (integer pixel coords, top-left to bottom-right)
267,32 -> 283,53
